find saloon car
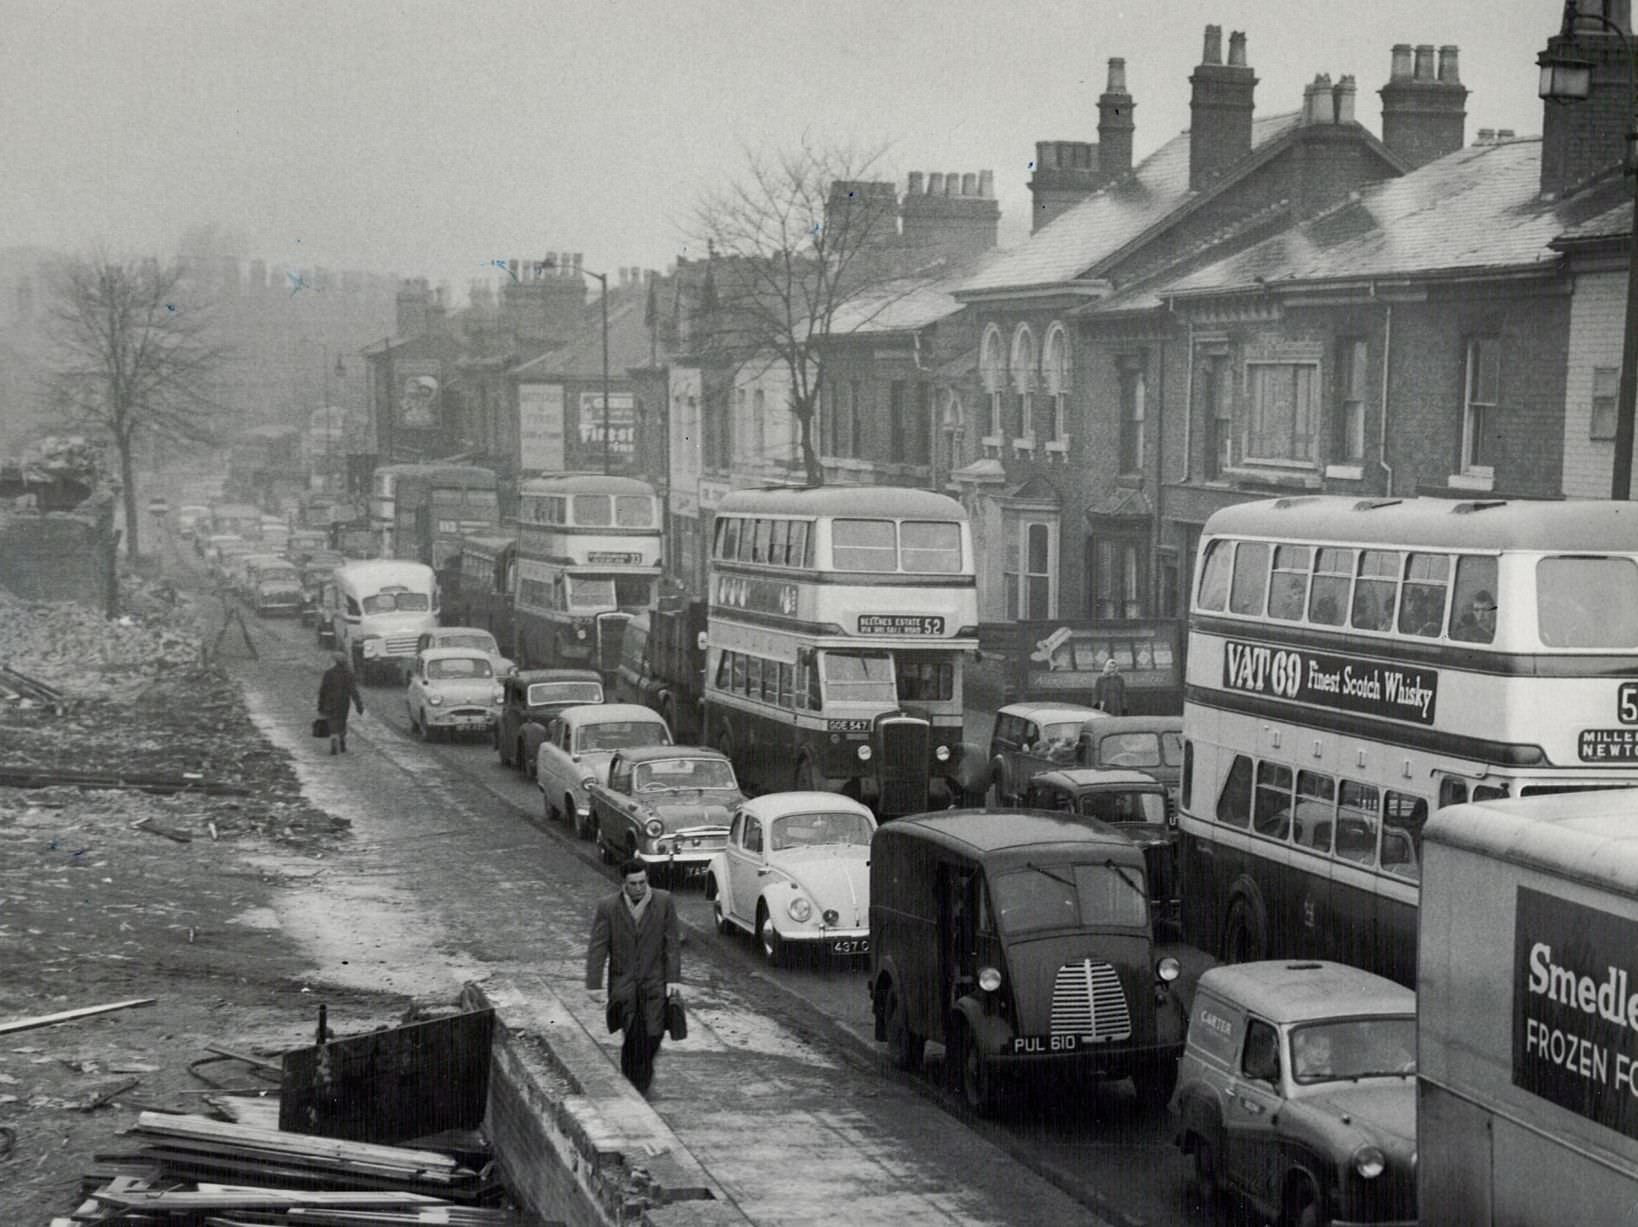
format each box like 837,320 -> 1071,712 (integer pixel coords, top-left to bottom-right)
982,701 -> 1105,805
1077,715 -> 1184,814
536,703 -> 672,837
404,626 -> 515,684
495,669 -> 605,777
588,745 -> 741,875
1171,961 -> 1417,1227
405,648 -> 502,741
706,792 -> 875,966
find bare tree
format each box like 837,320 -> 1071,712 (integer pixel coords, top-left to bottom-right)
691,139 -> 920,486
45,251 -> 228,560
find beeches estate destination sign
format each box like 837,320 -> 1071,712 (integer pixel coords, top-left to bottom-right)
1221,639 -> 1438,725
1514,886 -> 1638,1140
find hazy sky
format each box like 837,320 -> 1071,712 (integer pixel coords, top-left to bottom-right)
4,1 -> 1564,300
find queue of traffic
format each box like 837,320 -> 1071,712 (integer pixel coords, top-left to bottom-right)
182,473 -> 1638,1223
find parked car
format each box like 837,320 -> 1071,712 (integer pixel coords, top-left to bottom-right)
536,703 -> 672,838
407,626 -> 514,683
1170,960 -> 1417,1226
589,745 -> 741,877
495,668 -> 605,777
1023,768 -> 1179,934
1076,716 -> 1184,815
870,809 -> 1191,1116
202,534 -> 248,575
241,556 -> 303,615
405,647 -> 502,741
982,701 -> 1105,805
706,792 -> 875,966
177,504 -> 211,540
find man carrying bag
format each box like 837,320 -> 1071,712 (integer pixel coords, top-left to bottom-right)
586,860 -> 682,1093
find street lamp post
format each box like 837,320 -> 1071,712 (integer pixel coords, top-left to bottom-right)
321,348 -> 348,494
1540,0 -> 1638,498
544,256 -> 612,474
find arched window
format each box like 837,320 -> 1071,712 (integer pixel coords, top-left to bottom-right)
980,325 -> 1007,439
1010,325 -> 1036,440
1043,323 -> 1071,443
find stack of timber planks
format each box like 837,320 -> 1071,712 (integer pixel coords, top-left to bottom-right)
52,1110 -> 540,1226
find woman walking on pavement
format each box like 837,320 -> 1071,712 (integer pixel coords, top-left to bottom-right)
317,651 -> 364,755
586,860 -> 681,1093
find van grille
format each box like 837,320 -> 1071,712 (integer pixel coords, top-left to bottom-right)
385,634 -> 419,657
877,717 -> 930,816
1049,960 -> 1132,1042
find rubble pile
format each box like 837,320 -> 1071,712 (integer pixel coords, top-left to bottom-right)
0,582 -> 200,702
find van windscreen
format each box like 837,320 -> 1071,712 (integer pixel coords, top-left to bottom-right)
990,862 -> 1148,933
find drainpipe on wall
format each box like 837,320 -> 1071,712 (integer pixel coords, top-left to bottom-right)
1153,338 -> 1166,616
1375,285 -> 1394,495
1169,297 -> 1194,484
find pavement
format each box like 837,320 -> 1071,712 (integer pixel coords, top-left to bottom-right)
226,625 -> 1115,1226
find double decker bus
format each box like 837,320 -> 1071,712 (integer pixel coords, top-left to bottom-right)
512,475 -> 662,672
703,486 -> 978,816
1180,495 -> 1638,985
389,464 -> 500,567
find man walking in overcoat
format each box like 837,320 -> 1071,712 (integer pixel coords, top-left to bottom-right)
317,652 -> 364,755
586,860 -> 681,1092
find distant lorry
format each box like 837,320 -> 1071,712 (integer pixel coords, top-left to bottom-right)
1418,791 -> 1638,1224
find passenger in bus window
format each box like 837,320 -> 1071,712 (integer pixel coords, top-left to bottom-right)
1450,590 -> 1497,643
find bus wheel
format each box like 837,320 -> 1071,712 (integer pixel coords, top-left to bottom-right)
757,904 -> 786,968
957,1022 -> 997,1115
885,989 -> 923,1072
1222,893 -> 1269,964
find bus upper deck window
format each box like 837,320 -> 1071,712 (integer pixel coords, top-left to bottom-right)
1229,541 -> 1270,616
1309,547 -> 1352,625
769,519 -> 790,565
1196,539 -> 1231,611
834,520 -> 897,572
573,495 -> 612,527
789,521 -> 811,568
1351,550 -> 1401,632
615,496 -> 653,528
1399,553 -> 1451,638
902,521 -> 963,574
1537,556 -> 1638,648
1269,545 -> 1311,621
720,518 -> 741,561
1449,555 -> 1498,644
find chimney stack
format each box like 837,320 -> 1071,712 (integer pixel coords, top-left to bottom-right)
1379,40 -> 1467,170
1097,56 -> 1136,179
901,168 -> 1001,259
1539,2 -> 1635,196
1334,75 -> 1357,124
1190,26 -> 1258,188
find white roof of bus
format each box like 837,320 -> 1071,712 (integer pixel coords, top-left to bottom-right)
518,474 -> 656,496
1203,495 -> 1638,552
716,485 -> 966,518
1426,790 -> 1638,897
335,559 -> 435,584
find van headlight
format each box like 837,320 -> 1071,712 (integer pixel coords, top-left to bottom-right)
1352,1146 -> 1386,1180
427,694 -> 442,706
856,744 -> 872,761
977,966 -> 1002,992
1156,956 -> 1181,982
934,744 -> 951,762
787,897 -> 813,923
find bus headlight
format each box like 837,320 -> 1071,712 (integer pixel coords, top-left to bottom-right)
575,624 -> 589,640
934,744 -> 951,762
1352,1146 -> 1386,1180
856,744 -> 872,762
787,897 -> 813,923
644,818 -> 665,839
1155,956 -> 1181,983
977,966 -> 1003,992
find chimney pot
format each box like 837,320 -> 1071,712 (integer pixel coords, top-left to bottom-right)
1106,56 -> 1127,93
1438,45 -> 1461,84
1497,128 -> 1515,140
1477,128 -> 1495,144
1334,75 -> 1357,123
907,171 -> 924,195
978,169 -> 995,198
1414,44 -> 1436,80
1202,24 -> 1222,64
928,171 -> 945,194
961,172 -> 977,195
1228,31 -> 1248,67
1391,43 -> 1413,81
944,171 -> 959,195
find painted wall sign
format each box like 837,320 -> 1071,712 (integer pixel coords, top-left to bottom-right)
1514,886 -> 1638,1140
1221,638 -> 1438,725
518,383 -> 566,473
573,391 -> 636,468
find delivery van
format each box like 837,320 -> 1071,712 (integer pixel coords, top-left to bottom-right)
327,560 -> 439,683
1418,790 -> 1638,1224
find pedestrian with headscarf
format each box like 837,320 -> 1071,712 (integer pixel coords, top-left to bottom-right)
317,651 -> 364,755
585,859 -> 681,1093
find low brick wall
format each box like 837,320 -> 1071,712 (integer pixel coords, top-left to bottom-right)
463,979 -> 746,1227
0,510 -> 112,608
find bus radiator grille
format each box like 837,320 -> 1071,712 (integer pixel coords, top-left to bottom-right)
1049,959 -> 1132,1042
877,718 -> 931,815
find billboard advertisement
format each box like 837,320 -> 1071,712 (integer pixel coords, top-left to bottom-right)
395,360 -> 443,429
572,390 -> 636,469
518,383 -> 565,473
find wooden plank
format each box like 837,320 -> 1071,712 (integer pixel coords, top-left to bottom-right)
280,1009 -> 494,1146
0,998 -> 156,1037
94,1186 -> 445,1209
134,1111 -> 461,1172
139,1145 -> 463,1194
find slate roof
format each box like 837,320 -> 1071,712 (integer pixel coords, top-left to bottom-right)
825,244 -> 1017,336
512,293 -> 653,379
958,111 -> 1304,295
1155,137 -> 1631,303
